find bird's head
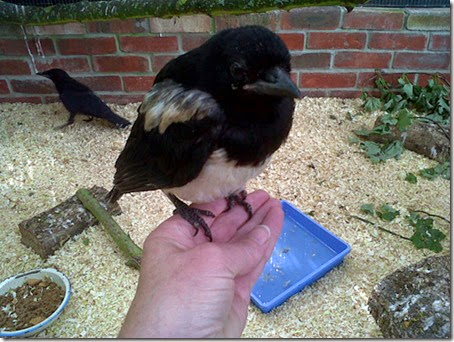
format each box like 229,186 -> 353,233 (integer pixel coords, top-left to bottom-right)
37,68 -> 70,81
209,26 -> 300,100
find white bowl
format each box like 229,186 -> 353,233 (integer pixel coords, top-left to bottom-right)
0,268 -> 71,337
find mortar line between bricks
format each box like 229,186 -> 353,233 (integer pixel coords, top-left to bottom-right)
4,77 -> 13,93
277,28 -> 450,35
297,68 -> 449,73
1,88 -> 384,98
119,75 -> 125,91
365,31 -> 371,49
423,32 -> 431,50
4,68 -> 448,78
276,10 -> 282,31
177,33 -> 183,54
290,49 -> 449,55
2,91 -> 149,96
338,6 -> 347,30
148,55 -> 153,73
329,51 -> 334,69
389,51 -> 396,70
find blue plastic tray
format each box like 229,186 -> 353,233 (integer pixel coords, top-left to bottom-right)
251,200 -> 351,313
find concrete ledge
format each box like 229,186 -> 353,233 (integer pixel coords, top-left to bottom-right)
406,9 -> 451,31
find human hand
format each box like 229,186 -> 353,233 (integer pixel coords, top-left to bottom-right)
118,190 -> 284,338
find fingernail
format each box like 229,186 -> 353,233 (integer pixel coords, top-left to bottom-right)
250,224 -> 271,245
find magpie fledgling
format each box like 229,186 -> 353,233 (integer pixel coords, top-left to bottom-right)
37,68 -> 131,129
107,25 -> 300,241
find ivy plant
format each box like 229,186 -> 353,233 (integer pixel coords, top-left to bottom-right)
359,203 -> 447,252
353,73 -> 450,164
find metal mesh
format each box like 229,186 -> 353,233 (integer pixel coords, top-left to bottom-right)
363,0 -> 450,7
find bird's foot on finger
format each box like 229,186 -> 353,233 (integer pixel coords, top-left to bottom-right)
173,206 -> 214,242
224,191 -> 253,218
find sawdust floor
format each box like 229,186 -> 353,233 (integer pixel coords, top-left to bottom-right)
0,98 -> 450,338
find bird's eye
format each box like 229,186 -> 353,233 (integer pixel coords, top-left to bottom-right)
230,62 -> 246,80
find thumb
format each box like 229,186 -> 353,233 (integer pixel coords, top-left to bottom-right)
222,224 -> 272,277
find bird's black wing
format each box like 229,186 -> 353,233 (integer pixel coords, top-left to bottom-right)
60,90 -> 130,126
112,79 -> 224,195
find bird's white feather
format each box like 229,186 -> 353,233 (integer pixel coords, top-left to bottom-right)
141,80 -> 219,133
164,148 -> 271,203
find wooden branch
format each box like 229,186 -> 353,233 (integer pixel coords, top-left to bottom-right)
76,188 -> 143,270
350,215 -> 411,241
0,0 -> 367,25
365,116 -> 450,163
409,210 -> 450,224
19,186 -> 122,259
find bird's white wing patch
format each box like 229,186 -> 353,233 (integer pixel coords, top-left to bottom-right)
140,79 -> 219,134
165,149 -> 271,204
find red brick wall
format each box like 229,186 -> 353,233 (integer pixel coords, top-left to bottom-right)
0,7 -> 450,104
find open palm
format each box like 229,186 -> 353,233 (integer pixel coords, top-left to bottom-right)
119,190 -> 284,338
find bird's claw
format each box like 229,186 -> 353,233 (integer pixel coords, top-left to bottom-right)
225,190 -> 253,218
174,206 -> 215,242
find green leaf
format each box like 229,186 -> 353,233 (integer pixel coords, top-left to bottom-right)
371,124 -> 392,135
362,73 -> 450,129
360,141 -> 382,163
419,167 -> 438,180
82,237 -> 90,246
419,161 -> 450,180
396,109 -> 414,131
381,141 -> 404,161
436,161 -> 451,180
409,215 -> 446,252
405,172 -> 417,184
383,98 -> 396,112
382,113 -> 398,126
359,140 -> 404,163
403,83 -> 414,99
377,204 -> 400,222
361,203 -> 376,215
348,135 -> 360,144
438,97 -> 450,113
407,212 -> 420,226
354,129 -> 371,137
364,97 -> 381,112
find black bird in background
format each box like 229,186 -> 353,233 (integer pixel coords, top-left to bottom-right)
107,25 -> 300,241
37,68 -> 131,129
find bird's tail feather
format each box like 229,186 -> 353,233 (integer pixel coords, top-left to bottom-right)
101,108 -> 131,128
108,113 -> 131,128
106,187 -> 122,204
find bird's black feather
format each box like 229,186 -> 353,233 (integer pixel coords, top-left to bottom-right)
37,68 -> 131,128
112,94 -> 223,197
109,25 -> 298,207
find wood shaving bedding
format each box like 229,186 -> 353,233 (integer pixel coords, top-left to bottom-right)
0,98 -> 449,337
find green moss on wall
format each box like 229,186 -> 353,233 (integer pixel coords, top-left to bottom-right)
0,0 -> 366,25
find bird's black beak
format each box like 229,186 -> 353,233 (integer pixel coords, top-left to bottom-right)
243,66 -> 301,99
37,72 -> 50,78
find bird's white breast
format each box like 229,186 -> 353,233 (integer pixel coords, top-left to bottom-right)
164,149 -> 271,204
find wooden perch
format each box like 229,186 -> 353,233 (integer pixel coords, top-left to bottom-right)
19,186 -> 122,259
0,0 -> 367,25
365,116 -> 450,163
76,188 -> 143,270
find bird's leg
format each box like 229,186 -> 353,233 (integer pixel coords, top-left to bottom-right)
164,192 -> 215,242
54,112 -> 76,130
225,190 -> 253,218
84,116 -> 94,122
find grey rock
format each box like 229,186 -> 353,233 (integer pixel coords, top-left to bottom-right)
368,255 -> 450,338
